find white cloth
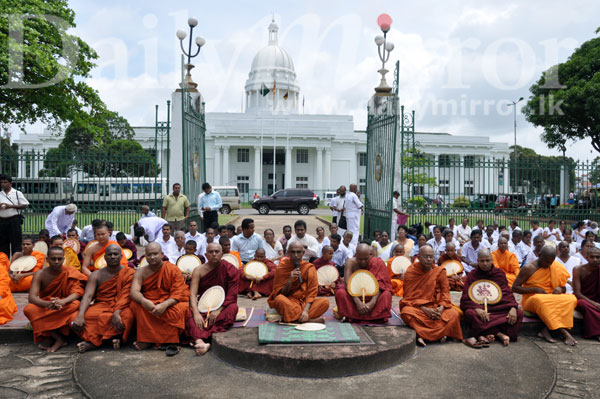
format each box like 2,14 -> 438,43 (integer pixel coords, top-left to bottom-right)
137,216 -> 168,243
483,233 -> 497,247
185,231 -> 207,257
263,240 -> 283,261
45,205 -> 75,237
332,246 -> 350,268
331,195 -> 340,218
446,225 -> 459,237
287,234 -> 320,260
508,226 -> 522,238
457,225 -> 471,243
74,226 -> 82,236
530,227 -> 544,240
569,241 -> 580,256
574,229 -> 588,244
427,238 -> 446,263
373,242 -> 393,262
490,240 -> 515,253
524,250 -> 538,265
344,192 -> 363,246
512,241 -> 532,264
197,192 -> 205,218
81,225 -> 95,242
543,227 -> 563,242
556,256 -> 582,294
158,236 -> 179,263
343,242 -> 356,257
461,241 -> 485,273
575,252 -> 588,264
0,188 -> 28,218
391,197 -> 400,241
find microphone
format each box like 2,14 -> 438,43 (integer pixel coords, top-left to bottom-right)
294,261 -> 303,283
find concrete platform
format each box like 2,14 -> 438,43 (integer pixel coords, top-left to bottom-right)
212,326 -> 416,378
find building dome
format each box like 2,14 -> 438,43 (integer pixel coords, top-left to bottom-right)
245,19 -> 300,114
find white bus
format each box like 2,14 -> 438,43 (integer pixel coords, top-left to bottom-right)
72,177 -> 167,211
12,178 -> 73,212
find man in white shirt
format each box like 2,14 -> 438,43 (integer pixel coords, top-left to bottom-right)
328,234 -> 350,274
45,204 -> 77,237
508,221 -> 522,239
543,219 -> 563,242
490,231 -> 515,252
140,205 -> 156,218
330,190 -> 340,224
457,217 -> 471,246
157,224 -> 179,263
174,230 -> 187,258
530,220 -> 544,241
524,235 -> 545,265
511,230 -> 531,265
287,219 -> 320,260
231,218 -> 263,263
556,240 -> 581,294
483,225 -> 498,247
391,191 -> 407,241
185,220 -> 206,257
446,218 -> 459,238
341,185 -> 363,246
461,230 -> 485,274
134,216 -> 168,243
0,174 -> 29,255
342,231 -> 357,256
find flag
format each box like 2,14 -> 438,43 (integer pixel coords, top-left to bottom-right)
260,83 -> 270,96
283,90 -> 288,100
272,81 -> 276,98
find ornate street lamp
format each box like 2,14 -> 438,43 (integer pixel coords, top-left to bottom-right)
176,17 -> 206,92
374,13 -> 395,96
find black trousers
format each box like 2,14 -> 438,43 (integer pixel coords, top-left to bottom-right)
0,215 -> 22,256
203,210 -> 219,232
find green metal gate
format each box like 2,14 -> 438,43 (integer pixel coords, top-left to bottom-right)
181,90 -> 206,221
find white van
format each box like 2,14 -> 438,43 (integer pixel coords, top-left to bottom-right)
212,186 -> 241,214
324,191 -> 337,207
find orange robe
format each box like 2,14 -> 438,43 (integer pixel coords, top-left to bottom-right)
492,249 -> 520,288
0,253 -> 17,325
23,267 -> 87,343
387,256 -> 407,297
78,267 -> 136,346
130,262 -> 190,344
400,262 -> 463,341
90,240 -> 128,272
438,253 -> 465,292
238,258 -> 276,296
64,247 -> 81,271
226,251 -> 242,269
267,258 -> 329,323
9,251 -> 46,292
521,260 -> 577,330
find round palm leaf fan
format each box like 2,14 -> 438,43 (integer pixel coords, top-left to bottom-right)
317,265 -> 339,294
244,261 -> 269,288
441,260 -> 463,276
544,240 -> 557,248
63,239 -> 80,254
390,256 -> 411,275
468,279 -> 502,312
347,269 -> 379,303
10,256 -> 37,273
198,285 -> 226,328
33,241 -> 48,256
176,254 -> 201,274
84,240 -> 98,255
94,255 -> 107,269
139,255 -> 148,267
222,253 -> 240,268
122,248 -> 133,260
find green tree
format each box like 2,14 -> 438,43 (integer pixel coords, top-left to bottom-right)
402,148 -> 437,197
523,31 -> 600,152
0,135 -> 18,175
509,145 -> 575,195
0,0 -> 104,126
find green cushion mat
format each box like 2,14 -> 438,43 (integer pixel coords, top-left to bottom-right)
258,322 -> 360,344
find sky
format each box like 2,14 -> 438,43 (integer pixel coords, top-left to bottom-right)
14,1 -> 600,160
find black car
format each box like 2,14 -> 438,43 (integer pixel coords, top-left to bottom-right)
252,189 -> 320,215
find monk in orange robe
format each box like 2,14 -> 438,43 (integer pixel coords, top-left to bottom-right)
81,224 -> 128,276
0,252 -> 17,325
8,237 -> 45,292
72,244 -> 135,352
238,248 -> 276,299
130,242 -> 190,350
513,245 -> 578,346
313,246 -> 341,296
267,242 -> 329,323
387,244 -> 407,297
24,246 -> 87,352
491,237 -> 520,288
437,242 -> 465,292
335,243 -> 393,322
400,245 -> 463,346
220,236 -> 242,268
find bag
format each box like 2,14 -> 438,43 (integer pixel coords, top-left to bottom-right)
338,214 -> 348,229
397,213 -> 408,226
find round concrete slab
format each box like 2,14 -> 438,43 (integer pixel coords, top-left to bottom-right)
212,326 -> 416,377
76,338 -> 555,399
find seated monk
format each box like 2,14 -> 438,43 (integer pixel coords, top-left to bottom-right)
460,249 -> 523,348
313,245 -> 340,296
491,237 -> 520,288
220,236 -> 242,268
71,244 -> 136,352
437,242 -> 464,292
238,248 -> 276,300
400,245 -> 463,347
267,242 -> 329,323
387,244 -> 407,297
23,247 -> 87,352
184,243 -> 239,355
81,225 -> 128,277
116,232 -> 138,268
335,243 -> 393,323
130,242 -> 190,350
66,228 -> 87,263
513,245 -> 578,346
573,247 -> 600,341
8,237 -> 46,292
0,252 -> 17,325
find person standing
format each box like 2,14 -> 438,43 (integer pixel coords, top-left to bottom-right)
392,191 -> 408,241
436,191 -> 444,213
330,189 -> 340,224
45,203 -> 77,238
343,184 -> 363,246
0,175 -> 28,256
199,183 -> 222,233
161,183 -> 189,231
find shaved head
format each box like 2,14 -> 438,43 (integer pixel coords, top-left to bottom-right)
478,249 -> 491,259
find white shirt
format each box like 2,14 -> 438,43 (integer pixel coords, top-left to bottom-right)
483,233 -> 497,247
446,225 -> 459,237
556,256 -> 581,294
512,241 -> 532,264
137,216 -> 168,242
343,242 -> 356,257
461,241 -> 485,273
81,225 -> 95,242
332,246 -> 350,268
427,238 -> 446,263
74,226 -> 82,236
543,227 -> 563,242
569,241 -> 580,256
185,231 -> 207,257
0,188 -> 28,218
45,205 -> 75,237
158,236 -> 179,263
331,195 -> 340,217
525,250 -> 539,265
287,234 -> 320,260
373,241 -> 393,262
574,229 -> 588,244
197,192 -> 205,218
508,226 -> 522,238
344,192 -> 363,216
530,227 -> 544,240
263,239 -> 283,261
457,225 -> 471,243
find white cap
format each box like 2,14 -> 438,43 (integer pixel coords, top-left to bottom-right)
65,203 -> 77,213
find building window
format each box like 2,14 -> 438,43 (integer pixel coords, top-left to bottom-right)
439,179 -> 450,195
237,176 -> 249,194
439,154 -> 452,167
359,178 -> 366,193
237,148 -> 250,163
464,180 -> 474,195
296,149 -> 308,164
296,176 -> 308,188
464,156 -> 474,168
414,186 -> 424,195
358,153 -> 367,166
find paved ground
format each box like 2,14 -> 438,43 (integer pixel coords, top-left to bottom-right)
231,214 -> 330,236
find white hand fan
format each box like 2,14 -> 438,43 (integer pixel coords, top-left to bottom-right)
222,253 -> 240,268
390,256 -> 411,275
10,256 -> 37,273
94,255 -> 107,269
317,265 -> 339,294
544,240 -> 557,248
63,239 -> 80,254
122,248 -> 133,260
244,261 -> 269,288
33,241 -> 48,255
176,254 -> 201,274
198,285 -> 225,327
139,255 -> 148,267
468,279 -> 502,312
347,269 -> 379,303
84,240 -> 98,255
441,260 -> 463,276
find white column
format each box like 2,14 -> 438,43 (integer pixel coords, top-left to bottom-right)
285,146 -> 292,189
316,147 -> 323,194
222,145 -> 230,185
213,145 -> 221,185
324,148 -> 331,191
254,146 -> 262,193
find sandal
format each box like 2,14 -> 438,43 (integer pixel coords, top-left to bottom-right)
166,345 -> 180,357
463,339 -> 483,349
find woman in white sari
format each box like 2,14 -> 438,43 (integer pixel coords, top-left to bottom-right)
263,228 -> 283,262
